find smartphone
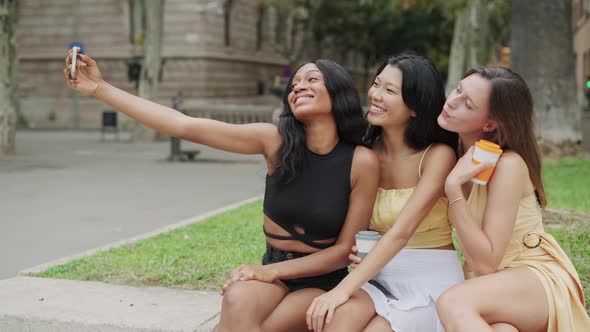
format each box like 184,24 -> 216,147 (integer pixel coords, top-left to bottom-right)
70,47 -> 78,78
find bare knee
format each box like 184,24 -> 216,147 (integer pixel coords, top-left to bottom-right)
491,323 -> 519,332
324,296 -> 375,331
218,284 -> 263,332
321,302 -> 359,331
332,300 -> 361,319
435,288 -> 457,320
219,281 -> 263,330
222,282 -> 252,310
436,287 -> 473,329
363,315 -> 393,332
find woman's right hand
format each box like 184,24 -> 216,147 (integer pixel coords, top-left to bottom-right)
445,146 -> 493,198
64,50 -> 104,96
348,245 -> 362,269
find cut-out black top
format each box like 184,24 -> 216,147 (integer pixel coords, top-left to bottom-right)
263,141 -> 355,249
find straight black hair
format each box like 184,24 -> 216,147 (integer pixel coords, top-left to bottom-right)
274,59 -> 368,183
365,52 -> 458,151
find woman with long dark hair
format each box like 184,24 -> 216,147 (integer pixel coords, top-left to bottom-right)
307,53 -> 464,332
435,67 -> 590,332
64,52 -> 379,331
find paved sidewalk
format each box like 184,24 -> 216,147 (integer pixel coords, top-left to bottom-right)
0,277 -> 221,332
0,130 -> 268,331
0,130 -> 266,279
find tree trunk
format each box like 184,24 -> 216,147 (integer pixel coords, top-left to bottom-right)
511,0 -> 580,146
9,0 -> 24,127
272,4 -> 311,67
0,0 -> 18,155
131,0 -> 144,46
446,7 -> 468,95
446,0 -> 489,95
133,0 -> 163,142
467,0 -> 489,69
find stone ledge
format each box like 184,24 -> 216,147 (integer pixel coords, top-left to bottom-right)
0,277 -> 221,332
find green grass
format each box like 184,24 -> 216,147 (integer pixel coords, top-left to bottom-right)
546,222 -> 590,313
40,201 -> 589,312
543,158 -> 590,213
38,158 -> 590,312
39,200 -> 266,290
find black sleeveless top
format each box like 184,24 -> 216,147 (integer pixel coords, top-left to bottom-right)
263,141 -> 356,249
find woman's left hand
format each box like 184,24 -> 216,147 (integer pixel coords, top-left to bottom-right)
348,245 -> 362,270
306,288 -> 351,332
221,264 -> 276,294
445,146 -> 493,195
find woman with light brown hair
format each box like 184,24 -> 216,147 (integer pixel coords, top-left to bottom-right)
435,67 -> 590,332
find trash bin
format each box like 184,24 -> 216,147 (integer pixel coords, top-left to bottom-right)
101,111 -> 118,141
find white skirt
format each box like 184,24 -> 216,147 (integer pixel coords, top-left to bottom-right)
361,249 -> 464,332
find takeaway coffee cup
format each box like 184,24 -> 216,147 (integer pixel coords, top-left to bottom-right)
355,230 -> 382,259
471,140 -> 503,185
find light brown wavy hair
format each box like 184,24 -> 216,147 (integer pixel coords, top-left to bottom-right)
463,67 -> 546,208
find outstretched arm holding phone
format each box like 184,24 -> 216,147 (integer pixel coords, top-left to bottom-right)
64,49 -> 279,158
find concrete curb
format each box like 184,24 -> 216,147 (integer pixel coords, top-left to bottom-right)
19,195 -> 263,276
0,276 -> 222,332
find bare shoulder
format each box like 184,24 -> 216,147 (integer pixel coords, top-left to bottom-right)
423,143 -> 457,169
252,122 -> 280,139
252,123 -> 281,154
495,150 -> 528,176
352,145 -> 380,170
351,145 -> 379,189
427,143 -> 456,160
488,150 -> 529,190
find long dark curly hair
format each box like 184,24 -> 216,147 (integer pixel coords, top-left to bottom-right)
274,59 -> 368,183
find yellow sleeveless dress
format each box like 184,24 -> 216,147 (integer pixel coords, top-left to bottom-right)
370,144 -> 453,248
360,144 -> 463,332
466,184 -> 590,331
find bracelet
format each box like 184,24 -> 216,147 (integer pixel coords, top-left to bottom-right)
448,197 -> 464,206
92,79 -> 104,97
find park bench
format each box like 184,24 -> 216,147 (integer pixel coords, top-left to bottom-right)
167,106 -> 275,161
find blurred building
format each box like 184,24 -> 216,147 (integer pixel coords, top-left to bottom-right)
573,0 -> 590,151
17,0 -> 289,128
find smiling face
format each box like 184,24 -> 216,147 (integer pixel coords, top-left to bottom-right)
367,65 -> 415,128
438,73 -> 495,137
287,63 -> 332,121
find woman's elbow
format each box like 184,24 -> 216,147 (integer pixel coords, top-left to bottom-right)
176,117 -> 196,140
333,244 -> 354,266
471,262 -> 499,276
385,230 -> 411,248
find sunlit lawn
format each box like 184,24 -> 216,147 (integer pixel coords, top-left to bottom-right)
543,158 -> 590,213
38,200 -> 266,290
38,158 -> 590,312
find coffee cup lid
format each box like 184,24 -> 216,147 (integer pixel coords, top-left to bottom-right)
355,230 -> 381,240
476,140 -> 502,154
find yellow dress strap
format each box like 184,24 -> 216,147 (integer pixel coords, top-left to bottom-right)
418,144 -> 434,178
